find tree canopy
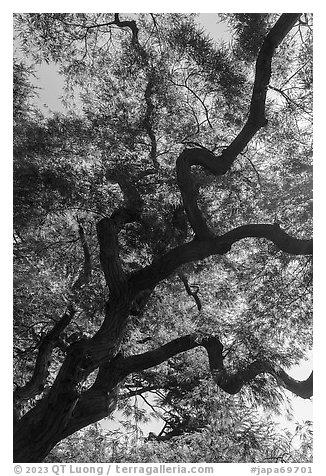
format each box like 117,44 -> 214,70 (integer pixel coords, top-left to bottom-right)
13,13 -> 313,463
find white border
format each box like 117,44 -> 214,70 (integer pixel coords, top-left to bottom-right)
4,3 -> 324,473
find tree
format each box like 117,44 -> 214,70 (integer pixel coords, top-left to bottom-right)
13,13 -> 312,462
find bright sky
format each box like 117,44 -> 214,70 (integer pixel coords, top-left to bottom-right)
197,13 -> 231,43
32,63 -> 65,114
278,353 -> 312,428
3,3 -> 324,473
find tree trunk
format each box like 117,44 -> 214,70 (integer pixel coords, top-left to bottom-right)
13,375 -> 122,462
13,296 -> 132,462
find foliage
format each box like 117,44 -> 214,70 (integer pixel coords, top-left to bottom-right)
46,397 -> 312,463
13,13 -> 312,463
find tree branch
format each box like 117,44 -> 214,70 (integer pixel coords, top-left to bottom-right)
112,16 -> 159,168
98,167 -> 144,293
176,14 -> 300,238
113,13 -> 148,64
106,169 -> 144,226
14,306 -> 76,401
118,334 -> 313,399
98,169 -> 144,296
171,76 -> 213,129
221,13 -> 300,165
14,223 -> 90,404
176,148 -> 228,238
129,223 -> 312,293
210,359 -> 313,399
67,331 -> 312,436
96,218 -> 127,296
59,324 -> 313,440
178,271 -> 202,311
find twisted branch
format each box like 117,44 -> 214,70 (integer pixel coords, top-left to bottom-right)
98,168 -> 144,295
118,333 -> 313,399
63,330 -> 312,437
176,14 -> 300,238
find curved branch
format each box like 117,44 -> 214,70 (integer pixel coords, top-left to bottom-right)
112,16 -> 160,169
107,170 -> 143,227
171,77 -> 212,128
113,13 -> 148,64
118,334 -> 313,399
211,360 -> 313,399
15,224 -> 90,404
221,13 -> 300,165
57,337 -> 200,438
129,223 -> 312,293
65,332 -> 312,435
176,148 -> 228,238
111,15 -> 158,168
98,170 -> 144,295
14,306 -> 76,401
273,367 -> 313,399
178,271 -> 202,311
176,14 -> 300,238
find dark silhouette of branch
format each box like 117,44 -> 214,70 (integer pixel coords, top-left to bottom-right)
113,13 -> 148,63
112,15 -> 159,167
122,385 -> 161,399
97,169 -> 144,295
241,153 -> 262,186
176,14 -> 300,238
14,306 -> 76,401
280,59 -> 310,89
178,271 -> 202,311
13,14 -> 311,462
106,169 -> 143,226
117,334 -> 313,399
269,84 -> 312,115
129,223 -> 312,293
176,147 -> 228,238
60,328 -> 312,441
221,13 -> 300,164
